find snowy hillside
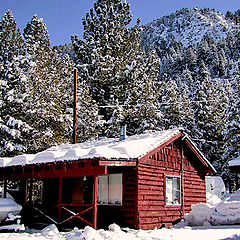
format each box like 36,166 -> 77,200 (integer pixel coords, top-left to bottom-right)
142,8 -> 239,48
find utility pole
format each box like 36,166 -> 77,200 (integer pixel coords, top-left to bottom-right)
73,68 -> 78,144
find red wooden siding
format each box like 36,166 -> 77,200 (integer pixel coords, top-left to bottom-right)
97,167 -> 137,229
137,140 -> 206,230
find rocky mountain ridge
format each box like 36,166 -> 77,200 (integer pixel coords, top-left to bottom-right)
141,8 -> 239,48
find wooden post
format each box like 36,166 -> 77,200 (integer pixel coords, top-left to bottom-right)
29,179 -> 33,203
93,175 -> 98,229
58,178 -> 63,220
73,68 -> 78,144
19,180 -> 28,206
3,180 -> 7,198
236,173 -> 239,191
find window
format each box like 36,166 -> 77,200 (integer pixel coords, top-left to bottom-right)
166,176 -> 181,205
97,174 -> 122,205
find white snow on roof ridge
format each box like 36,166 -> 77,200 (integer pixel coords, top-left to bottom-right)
0,129 -> 181,167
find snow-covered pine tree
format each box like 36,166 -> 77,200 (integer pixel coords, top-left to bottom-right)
76,76 -> 101,142
72,0 -> 161,137
0,10 -> 33,157
158,75 -> 180,129
123,47 -> 161,134
23,15 -> 72,152
192,60 -> 230,169
225,66 -> 240,162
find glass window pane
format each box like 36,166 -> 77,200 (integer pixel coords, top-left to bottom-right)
97,175 -> 108,204
108,174 -> 122,205
166,176 -> 181,205
166,177 -> 173,204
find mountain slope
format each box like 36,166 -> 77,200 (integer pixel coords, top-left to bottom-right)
142,8 -> 239,48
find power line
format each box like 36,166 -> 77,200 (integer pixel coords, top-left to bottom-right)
98,99 -> 227,108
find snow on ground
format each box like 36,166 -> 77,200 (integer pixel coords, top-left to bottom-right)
185,190 -> 240,227
1,190 -> 240,240
0,223 -> 240,240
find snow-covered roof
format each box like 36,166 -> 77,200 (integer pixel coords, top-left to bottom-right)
229,155 -> 240,167
0,129 -> 182,168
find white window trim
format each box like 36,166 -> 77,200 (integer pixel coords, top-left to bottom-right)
165,175 -> 182,206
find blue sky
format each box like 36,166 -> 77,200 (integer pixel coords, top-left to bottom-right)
1,0 -> 239,46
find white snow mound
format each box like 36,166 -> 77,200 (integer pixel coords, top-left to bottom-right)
41,224 -> 59,236
185,190 -> 240,226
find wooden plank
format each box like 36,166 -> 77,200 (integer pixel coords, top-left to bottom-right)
139,222 -> 163,230
29,179 -> 33,203
33,206 -> 58,225
138,205 -> 166,211
58,177 -> 63,219
0,161 -> 107,180
139,195 -> 164,201
139,217 -> 159,224
138,175 -> 164,181
138,190 -> 163,195
138,200 -> 165,206
93,175 -> 98,229
3,180 -> 7,198
138,185 -> 163,191
138,179 -> 164,186
99,160 -> 137,167
139,211 -> 166,218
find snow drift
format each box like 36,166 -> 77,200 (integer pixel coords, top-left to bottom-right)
185,190 -> 240,226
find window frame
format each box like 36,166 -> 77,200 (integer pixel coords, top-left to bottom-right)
97,173 -> 123,206
165,175 -> 181,206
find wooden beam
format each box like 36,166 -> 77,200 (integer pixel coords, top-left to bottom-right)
0,161 -> 107,180
58,178 -> 63,220
99,160 -> 137,167
3,180 -> 7,198
29,179 -> 33,203
19,179 -> 28,206
93,175 -> 98,229
33,206 -> 58,225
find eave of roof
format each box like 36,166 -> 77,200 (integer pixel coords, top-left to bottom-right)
182,133 -> 216,173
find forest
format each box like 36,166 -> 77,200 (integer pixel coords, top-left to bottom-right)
0,0 -> 240,185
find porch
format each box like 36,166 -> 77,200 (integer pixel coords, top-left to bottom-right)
0,158 -> 137,229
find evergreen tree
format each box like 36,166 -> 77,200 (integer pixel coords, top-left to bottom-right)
0,10 -> 33,157
225,67 -> 240,162
192,61 -> 230,170
76,76 -> 100,141
159,76 -> 180,129
23,15 -> 72,152
72,0 -> 161,137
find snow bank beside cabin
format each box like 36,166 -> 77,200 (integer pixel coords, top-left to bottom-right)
185,190 -> 240,226
205,176 -> 226,199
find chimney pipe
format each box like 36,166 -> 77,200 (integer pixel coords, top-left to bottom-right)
73,68 -> 78,144
120,125 -> 126,141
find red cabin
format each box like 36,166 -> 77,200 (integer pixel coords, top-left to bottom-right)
0,129 -> 215,230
